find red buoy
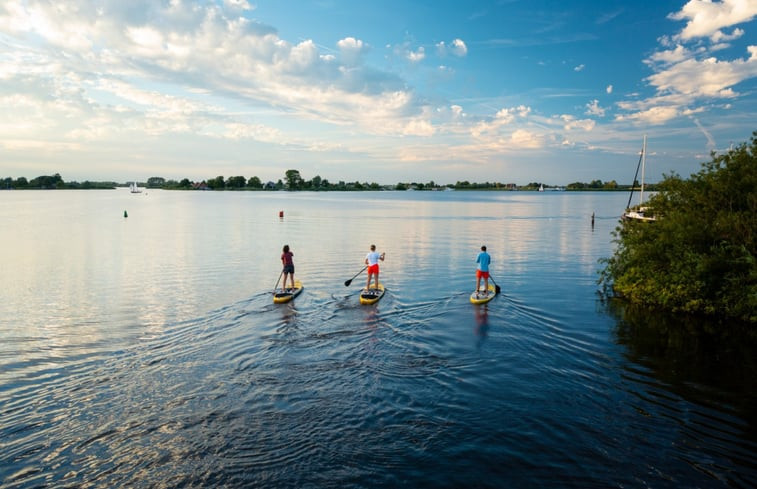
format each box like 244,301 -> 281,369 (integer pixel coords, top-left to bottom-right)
279,210 -> 284,218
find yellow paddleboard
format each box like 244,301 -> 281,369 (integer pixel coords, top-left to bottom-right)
470,283 -> 496,304
359,283 -> 385,305
273,280 -> 303,303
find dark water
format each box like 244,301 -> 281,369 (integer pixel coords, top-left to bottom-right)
1,190 -> 755,488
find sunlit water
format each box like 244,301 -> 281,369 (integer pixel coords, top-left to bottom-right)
1,189 -> 755,488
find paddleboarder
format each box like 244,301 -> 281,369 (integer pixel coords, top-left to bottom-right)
475,245 -> 491,296
281,244 -> 295,292
364,244 -> 385,291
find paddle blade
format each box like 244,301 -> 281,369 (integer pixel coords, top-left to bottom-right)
495,285 -> 501,294
344,279 -> 352,287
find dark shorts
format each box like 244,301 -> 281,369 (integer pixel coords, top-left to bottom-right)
283,264 -> 294,274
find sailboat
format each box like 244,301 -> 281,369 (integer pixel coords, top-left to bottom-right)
129,182 -> 142,193
622,136 -> 656,222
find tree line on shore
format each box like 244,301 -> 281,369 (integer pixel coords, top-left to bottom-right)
3,169 -> 653,192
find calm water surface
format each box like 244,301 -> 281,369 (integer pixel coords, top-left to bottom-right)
1,189 -> 755,488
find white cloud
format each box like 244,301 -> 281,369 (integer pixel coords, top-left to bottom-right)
606,85 -> 613,94
407,46 -> 425,62
615,105 -> 680,124
436,39 -> 468,57
561,114 -> 596,131
337,36 -> 367,66
617,2 -> 757,125
646,53 -> 755,98
511,129 -> 542,148
669,0 -> 757,42
223,0 -> 253,12
711,26 -> 745,42
451,38 -> 467,56
648,44 -> 692,64
574,64 -> 585,72
585,99 -> 605,117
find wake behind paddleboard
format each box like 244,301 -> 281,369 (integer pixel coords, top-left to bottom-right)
360,283 -> 385,305
470,283 -> 496,304
273,280 -> 303,303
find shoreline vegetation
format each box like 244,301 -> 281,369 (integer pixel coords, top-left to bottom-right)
600,131 -> 756,324
3,171 -> 655,192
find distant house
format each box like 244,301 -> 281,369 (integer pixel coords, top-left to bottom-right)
193,181 -> 209,190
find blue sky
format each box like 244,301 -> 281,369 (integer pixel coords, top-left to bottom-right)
1,0 -> 756,185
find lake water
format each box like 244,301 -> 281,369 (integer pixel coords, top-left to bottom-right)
1,189 -> 755,488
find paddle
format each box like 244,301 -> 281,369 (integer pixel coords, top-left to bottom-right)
344,265 -> 367,287
489,274 -> 502,295
273,270 -> 283,294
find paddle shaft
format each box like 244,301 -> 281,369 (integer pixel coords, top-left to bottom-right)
489,274 -> 502,294
273,270 -> 284,293
344,265 -> 368,286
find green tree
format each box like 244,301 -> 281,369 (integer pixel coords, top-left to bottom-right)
29,173 -> 63,189
207,175 -> 225,189
147,177 -> 165,188
600,131 -> 757,322
311,175 -> 322,189
285,169 -> 303,190
227,175 -> 247,188
247,176 -> 262,189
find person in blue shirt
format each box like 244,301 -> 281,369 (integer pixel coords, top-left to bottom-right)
476,245 -> 491,295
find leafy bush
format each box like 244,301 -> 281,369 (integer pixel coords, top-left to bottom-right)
600,131 -> 757,323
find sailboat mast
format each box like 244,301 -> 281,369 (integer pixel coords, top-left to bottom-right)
639,135 -> 646,205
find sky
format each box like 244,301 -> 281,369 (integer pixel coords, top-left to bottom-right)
1,0 -> 756,186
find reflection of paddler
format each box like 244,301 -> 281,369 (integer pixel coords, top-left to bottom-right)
474,304 -> 490,340
364,244 -> 385,291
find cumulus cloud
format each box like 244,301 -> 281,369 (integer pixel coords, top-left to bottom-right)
451,38 -> 467,56
585,99 -> 605,117
436,38 -> 468,57
616,0 -> 757,125
0,0 -> 428,146
574,64 -> 585,72
407,46 -> 425,62
646,54 -> 755,98
510,129 -> 542,148
224,0 -> 253,11
560,114 -> 596,131
669,0 -> 757,42
606,85 -> 613,94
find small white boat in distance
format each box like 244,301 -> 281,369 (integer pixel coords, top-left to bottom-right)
622,136 -> 656,222
129,182 -> 142,193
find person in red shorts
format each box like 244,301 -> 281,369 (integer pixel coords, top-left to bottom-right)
476,245 -> 491,295
364,244 -> 385,290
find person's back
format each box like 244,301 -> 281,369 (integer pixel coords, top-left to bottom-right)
365,244 -> 385,289
475,245 -> 491,293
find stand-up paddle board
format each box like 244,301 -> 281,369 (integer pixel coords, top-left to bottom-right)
360,283 -> 385,305
273,280 -> 303,303
470,283 -> 496,304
